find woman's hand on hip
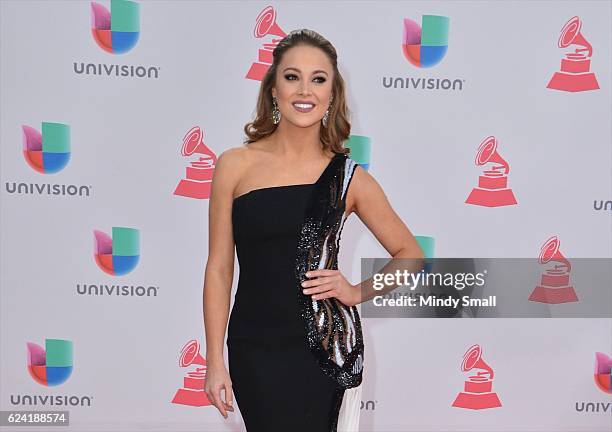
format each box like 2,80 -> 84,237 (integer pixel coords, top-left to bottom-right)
301,269 -> 361,307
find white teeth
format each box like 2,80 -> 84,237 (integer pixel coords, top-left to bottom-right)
293,103 -> 314,109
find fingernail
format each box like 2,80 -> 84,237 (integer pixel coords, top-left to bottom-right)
301,281 -> 306,286
305,272 -> 310,277
303,289 -> 308,294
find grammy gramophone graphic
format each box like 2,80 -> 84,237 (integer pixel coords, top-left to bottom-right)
465,136 -> 517,207
171,339 -> 212,406
529,236 -> 578,304
245,5 -> 287,81
547,16 -> 599,92
173,126 -> 217,200
452,344 -> 502,410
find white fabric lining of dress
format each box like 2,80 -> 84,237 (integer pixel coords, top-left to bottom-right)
335,157 -> 362,431
337,382 -> 362,431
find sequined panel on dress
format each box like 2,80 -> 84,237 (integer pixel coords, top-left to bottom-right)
294,153 -> 365,392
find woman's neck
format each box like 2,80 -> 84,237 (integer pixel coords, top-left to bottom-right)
271,120 -> 328,159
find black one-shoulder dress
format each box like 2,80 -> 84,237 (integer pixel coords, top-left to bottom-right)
227,153 -> 364,432
228,182 -> 341,431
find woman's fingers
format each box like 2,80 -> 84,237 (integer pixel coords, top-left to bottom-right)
303,282 -> 335,297
312,286 -> 337,300
302,269 -> 357,303
223,383 -> 234,411
306,269 -> 337,278
204,369 -> 234,419
211,386 -> 227,418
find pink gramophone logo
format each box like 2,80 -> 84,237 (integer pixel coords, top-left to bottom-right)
171,339 -> 212,406
452,344 -> 502,410
547,16 -> 599,92
529,236 -> 578,304
173,126 -> 217,200
245,5 -> 287,81
465,135 -> 517,207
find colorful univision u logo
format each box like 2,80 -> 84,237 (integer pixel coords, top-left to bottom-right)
22,122 -> 70,174
403,15 -> 449,68
345,135 -> 371,171
94,227 -> 140,275
415,236 -> 435,273
27,339 -> 73,386
594,352 -> 612,394
91,0 -> 140,54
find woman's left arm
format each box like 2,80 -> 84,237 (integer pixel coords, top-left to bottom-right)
301,165 -> 424,306
347,165 -> 423,260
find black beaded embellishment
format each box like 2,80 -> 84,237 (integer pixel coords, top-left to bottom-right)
294,152 -> 365,430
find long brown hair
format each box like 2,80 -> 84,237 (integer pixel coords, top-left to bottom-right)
243,29 -> 351,155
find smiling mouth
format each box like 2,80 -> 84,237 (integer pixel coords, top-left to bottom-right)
292,102 -> 315,113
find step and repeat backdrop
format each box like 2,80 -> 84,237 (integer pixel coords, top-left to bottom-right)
1,1 -> 611,431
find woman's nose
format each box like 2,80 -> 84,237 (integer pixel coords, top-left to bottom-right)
298,82 -> 312,95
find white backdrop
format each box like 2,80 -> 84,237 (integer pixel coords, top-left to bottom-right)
1,1 -> 611,431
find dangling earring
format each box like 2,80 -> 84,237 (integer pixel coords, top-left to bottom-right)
322,94 -> 333,127
272,96 -> 281,125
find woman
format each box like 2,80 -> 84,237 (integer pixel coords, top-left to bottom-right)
203,29 -> 422,431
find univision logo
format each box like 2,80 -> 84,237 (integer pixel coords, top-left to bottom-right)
4,122 -> 92,198
344,135 -> 371,171
74,0 -> 160,78
22,122 -> 70,174
402,15 -> 449,68
574,352 -> 612,414
360,399 -> 378,411
593,199 -> 611,211
9,339 -> 93,407
383,15 -> 464,91
94,227 -> 140,276
27,339 -> 73,386
76,227 -> 159,297
594,352 -> 611,395
91,0 -> 139,54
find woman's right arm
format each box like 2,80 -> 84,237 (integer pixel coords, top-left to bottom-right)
203,147 -> 245,419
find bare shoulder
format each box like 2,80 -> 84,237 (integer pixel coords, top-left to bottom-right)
217,139 -> 274,170
346,163 -> 387,215
211,146 -> 251,197
218,144 -> 248,166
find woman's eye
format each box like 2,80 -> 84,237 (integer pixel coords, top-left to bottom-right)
284,74 -> 326,83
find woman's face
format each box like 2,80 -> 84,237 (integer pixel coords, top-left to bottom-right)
271,44 -> 334,129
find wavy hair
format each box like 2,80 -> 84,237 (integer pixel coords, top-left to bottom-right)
243,29 -> 351,155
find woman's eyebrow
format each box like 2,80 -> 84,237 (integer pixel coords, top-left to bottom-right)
282,67 -> 329,76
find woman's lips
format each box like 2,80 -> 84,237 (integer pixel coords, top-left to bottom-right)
292,102 -> 315,113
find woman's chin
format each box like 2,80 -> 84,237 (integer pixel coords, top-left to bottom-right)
283,117 -> 322,129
